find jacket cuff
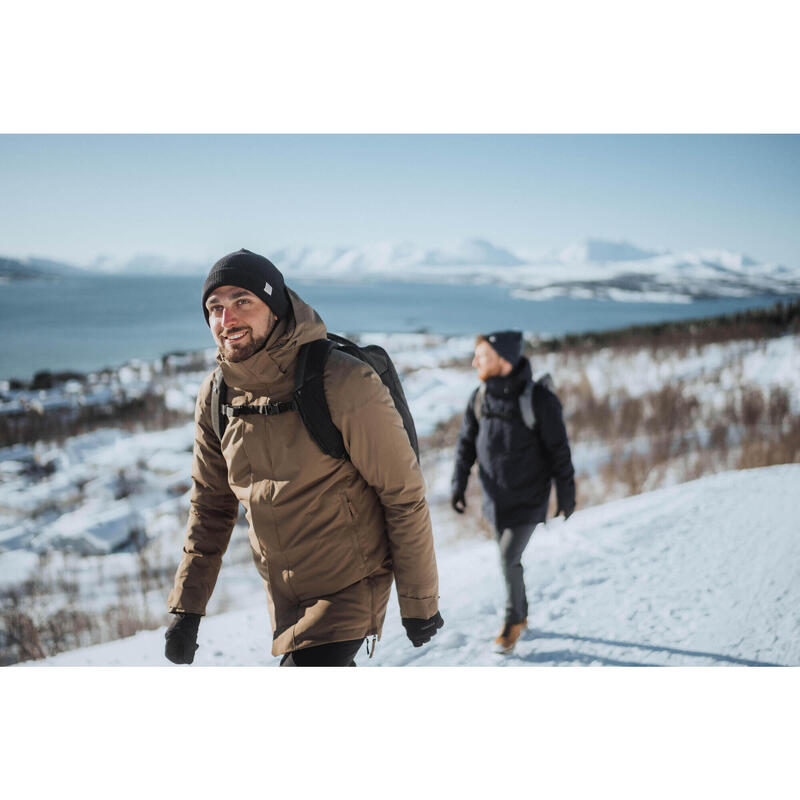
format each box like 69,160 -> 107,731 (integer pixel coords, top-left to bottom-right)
398,594 -> 439,620
451,476 -> 468,496
167,586 -> 208,616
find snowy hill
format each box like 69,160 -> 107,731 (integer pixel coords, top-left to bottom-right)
0,256 -> 84,281
32,465 -> 800,667
557,239 -> 662,263
270,238 -> 800,302
15,238 -> 799,302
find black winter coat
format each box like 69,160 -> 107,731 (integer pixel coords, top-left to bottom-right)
451,358 -> 576,530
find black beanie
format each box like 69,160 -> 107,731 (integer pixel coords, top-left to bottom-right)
484,330 -> 522,366
202,248 -> 289,324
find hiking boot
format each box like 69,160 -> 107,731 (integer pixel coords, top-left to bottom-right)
494,619 -> 527,653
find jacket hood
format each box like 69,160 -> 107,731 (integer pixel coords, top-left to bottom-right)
217,287 -> 327,391
484,356 -> 532,398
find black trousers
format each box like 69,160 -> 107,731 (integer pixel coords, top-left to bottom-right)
279,638 -> 365,667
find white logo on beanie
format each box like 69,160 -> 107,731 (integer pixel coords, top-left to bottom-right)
264,282 -> 273,295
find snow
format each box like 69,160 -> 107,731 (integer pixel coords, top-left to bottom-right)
32,465 -> 800,667
3,327 -> 798,668
264,238 -> 800,302
31,500 -> 144,555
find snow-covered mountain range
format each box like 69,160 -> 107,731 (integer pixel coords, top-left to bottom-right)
5,239 -> 799,303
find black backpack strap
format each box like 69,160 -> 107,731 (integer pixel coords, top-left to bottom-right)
294,339 -> 348,459
211,367 -> 227,442
221,400 -> 297,418
326,332 -> 357,348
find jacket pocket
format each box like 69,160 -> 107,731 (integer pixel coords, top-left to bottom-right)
340,492 -> 367,567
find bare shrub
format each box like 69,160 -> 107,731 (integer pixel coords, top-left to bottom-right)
565,372 -> 612,439
102,603 -> 144,641
644,384 -> 699,438
42,608 -> 97,655
1,610 -> 46,662
740,388 -> 765,428
615,394 -> 644,440
709,422 -> 728,451
767,387 -> 790,429
738,417 -> 800,470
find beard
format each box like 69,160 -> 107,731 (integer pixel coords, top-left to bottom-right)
476,364 -> 501,382
219,329 -> 267,363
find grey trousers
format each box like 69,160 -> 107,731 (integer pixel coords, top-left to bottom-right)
495,523 -> 537,625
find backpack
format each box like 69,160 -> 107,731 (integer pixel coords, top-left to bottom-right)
210,332 -> 420,461
473,371 -> 554,429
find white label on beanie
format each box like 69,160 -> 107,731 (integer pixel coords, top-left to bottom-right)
264,281 -> 273,295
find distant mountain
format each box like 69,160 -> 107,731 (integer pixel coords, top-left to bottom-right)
0,256 -> 85,281
558,239 -> 662,263
6,238 -> 799,303
270,238 -> 525,277
88,253 -> 206,275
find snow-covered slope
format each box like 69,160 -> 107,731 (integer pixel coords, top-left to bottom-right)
32,464 -> 800,667
270,239 -> 800,301
20,238 -> 800,303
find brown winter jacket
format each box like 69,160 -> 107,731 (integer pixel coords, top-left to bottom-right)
167,289 -> 439,655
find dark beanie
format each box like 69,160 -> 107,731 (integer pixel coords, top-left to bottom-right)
202,248 -> 289,324
484,330 -> 522,365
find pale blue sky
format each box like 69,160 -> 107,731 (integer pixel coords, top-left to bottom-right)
1,134 -> 798,267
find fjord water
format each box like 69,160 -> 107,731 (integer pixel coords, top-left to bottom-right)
0,274 -> 787,381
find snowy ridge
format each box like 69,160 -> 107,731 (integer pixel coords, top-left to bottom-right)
34,465 -> 800,667
270,239 -> 800,301
15,238 -> 799,303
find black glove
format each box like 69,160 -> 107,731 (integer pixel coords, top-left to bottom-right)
402,611 -> 444,647
451,491 -> 466,514
555,504 -> 575,520
164,612 -> 201,664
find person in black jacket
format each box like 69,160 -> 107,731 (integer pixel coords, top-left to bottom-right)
451,330 -> 576,653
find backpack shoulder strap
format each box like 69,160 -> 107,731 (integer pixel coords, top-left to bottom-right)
521,372 -> 556,430
210,367 -> 227,442
536,371 -> 554,393
518,379 -> 536,429
473,383 -> 486,421
294,339 -> 348,459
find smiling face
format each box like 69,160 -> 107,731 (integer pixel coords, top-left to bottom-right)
205,285 -> 277,362
472,339 -> 513,382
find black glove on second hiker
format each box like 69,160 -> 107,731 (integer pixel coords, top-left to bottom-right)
555,503 -> 575,520
164,612 -> 201,664
402,611 -> 444,647
451,491 -> 466,514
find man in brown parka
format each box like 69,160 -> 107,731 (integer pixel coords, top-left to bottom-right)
165,249 -> 442,666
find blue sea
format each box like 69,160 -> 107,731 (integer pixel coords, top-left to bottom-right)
0,274 -> 789,382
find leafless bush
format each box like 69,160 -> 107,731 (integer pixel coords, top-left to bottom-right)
738,417 -> 800,470
644,383 -> 699,438
42,608 -> 97,654
709,422 -> 728,451
0,611 -> 47,664
767,387 -> 790,429
614,392 -> 644,439
740,388 -> 766,428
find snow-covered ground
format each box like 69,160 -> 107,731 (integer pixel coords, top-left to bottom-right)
2,330 -> 798,666
30,465 -> 800,667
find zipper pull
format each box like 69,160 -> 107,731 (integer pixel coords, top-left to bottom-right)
368,635 -> 377,659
